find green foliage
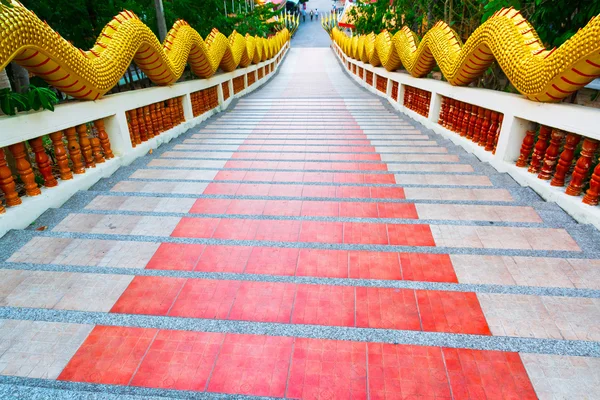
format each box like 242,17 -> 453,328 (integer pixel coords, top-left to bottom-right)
347,0 -> 600,48
0,85 -> 59,115
21,0 -> 281,50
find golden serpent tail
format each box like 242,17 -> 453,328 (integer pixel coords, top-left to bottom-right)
0,1 -> 290,100
331,7 -> 600,102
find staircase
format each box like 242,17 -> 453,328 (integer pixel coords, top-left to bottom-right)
0,47 -> 599,399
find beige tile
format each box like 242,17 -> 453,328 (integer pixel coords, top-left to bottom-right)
478,293 -> 600,341
394,174 -> 492,186
0,270 -> 132,312
160,151 -> 234,159
130,168 -> 218,181
111,181 -> 209,195
404,188 -> 513,201
521,353 -> 600,400
86,195 -> 194,213
431,226 -> 580,251
417,204 -> 541,222
147,159 -> 227,169
53,214 -> 180,237
0,320 -> 93,379
387,164 -> 474,173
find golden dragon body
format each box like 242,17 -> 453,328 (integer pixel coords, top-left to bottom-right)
0,1 -> 291,100
326,8 -> 600,102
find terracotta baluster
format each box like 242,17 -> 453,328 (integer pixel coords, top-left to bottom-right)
129,110 -> 142,145
93,120 -> 114,159
164,101 -> 173,129
178,98 -> 184,122
515,130 -> 536,167
472,107 -> 484,143
460,103 -> 471,136
453,101 -> 463,133
492,114 -> 504,154
65,127 -> 86,174
77,124 -> 95,168
583,161 -> 600,205
438,98 -> 447,125
446,99 -> 455,129
170,99 -> 178,125
127,116 -> 135,147
538,129 -> 565,180
8,142 -> 41,196
566,138 -> 599,196
137,108 -> 148,141
90,137 -> 105,164
144,106 -> 155,138
0,148 -> 21,206
551,133 -> 581,186
28,137 -> 58,187
467,106 -> 478,139
478,109 -> 491,146
156,102 -> 164,132
527,125 -> 552,173
150,103 -> 160,135
49,131 -> 73,180
484,112 -> 499,151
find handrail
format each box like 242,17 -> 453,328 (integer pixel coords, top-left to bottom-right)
326,7 -> 600,103
0,1 -> 293,100
331,42 -> 600,230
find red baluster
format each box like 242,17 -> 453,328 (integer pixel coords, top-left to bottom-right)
65,127 -> 86,174
485,112 -> 499,151
528,125 -> 552,173
538,129 -> 565,180
516,130 -> 536,167
472,107 -> 485,143
0,148 -> 21,206
492,114 -> 504,154
28,137 -> 58,187
77,124 -> 95,168
49,131 -> 73,180
460,103 -> 471,137
551,133 -> 581,186
467,106 -> 478,139
93,120 -> 114,159
478,109 -> 491,146
583,161 -> 600,206
566,138 -> 599,196
8,142 -> 41,196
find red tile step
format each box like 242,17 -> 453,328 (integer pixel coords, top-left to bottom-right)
236,145 -> 377,152
147,244 -> 457,282
58,328 -> 537,399
171,217 -> 435,246
110,277 -> 488,335
223,160 -> 389,171
203,182 -> 405,199
230,152 -> 382,161
214,170 -> 396,184
189,198 -> 417,219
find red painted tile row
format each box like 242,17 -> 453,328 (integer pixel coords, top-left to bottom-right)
238,139 -> 372,145
59,328 -> 537,399
235,145 -> 377,152
147,243 -> 457,282
229,152 -> 382,161
224,160 -> 388,171
110,276 -> 488,334
190,198 -> 418,219
171,217 -> 434,246
214,170 -> 396,184
204,182 -> 405,199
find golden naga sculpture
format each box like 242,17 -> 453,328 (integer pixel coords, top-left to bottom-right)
329,7 -> 600,102
0,1 -> 291,100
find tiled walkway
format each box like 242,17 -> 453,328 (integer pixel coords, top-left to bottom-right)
1,48 -> 600,399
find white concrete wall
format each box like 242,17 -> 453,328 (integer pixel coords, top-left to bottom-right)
0,43 -> 290,237
332,43 -> 600,230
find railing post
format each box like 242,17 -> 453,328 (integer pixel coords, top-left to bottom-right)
494,115 -> 533,164
428,92 -> 442,123
182,93 -> 193,121
385,78 -> 392,99
104,112 -> 133,156
217,82 -> 225,107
